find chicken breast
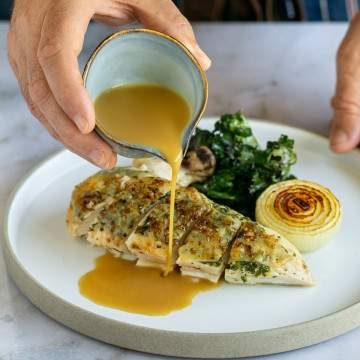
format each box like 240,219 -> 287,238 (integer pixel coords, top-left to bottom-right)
176,204 -> 244,283
225,220 -> 314,286
67,167 -> 170,259
126,187 -> 212,270
67,167 -> 314,286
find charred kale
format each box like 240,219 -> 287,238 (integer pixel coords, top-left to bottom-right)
190,112 -> 296,218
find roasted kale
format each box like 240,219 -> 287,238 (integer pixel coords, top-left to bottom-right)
190,112 -> 297,218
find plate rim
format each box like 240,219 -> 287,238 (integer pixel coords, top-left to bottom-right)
3,118 -> 360,358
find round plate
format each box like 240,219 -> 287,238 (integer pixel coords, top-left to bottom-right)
3,119 -> 360,358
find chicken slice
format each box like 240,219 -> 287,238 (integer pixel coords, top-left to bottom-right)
177,204 -> 244,283
67,167 -> 154,237
67,167 -> 170,259
225,220 -> 314,286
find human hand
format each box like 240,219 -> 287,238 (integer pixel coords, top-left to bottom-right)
7,0 -> 211,168
330,12 -> 360,152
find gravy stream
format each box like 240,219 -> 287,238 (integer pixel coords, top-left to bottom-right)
94,83 -> 187,273
79,253 -> 218,315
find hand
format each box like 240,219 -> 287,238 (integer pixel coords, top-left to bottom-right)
7,0 -> 211,168
330,13 -> 360,152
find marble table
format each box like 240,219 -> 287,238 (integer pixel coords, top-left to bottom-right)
1,20 -> 359,359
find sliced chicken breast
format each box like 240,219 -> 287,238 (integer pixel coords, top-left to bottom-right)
68,167 -> 314,286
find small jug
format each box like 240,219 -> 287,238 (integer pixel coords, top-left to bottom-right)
83,28 -> 208,161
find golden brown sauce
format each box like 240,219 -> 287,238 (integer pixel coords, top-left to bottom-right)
95,84 -> 190,274
79,252 -> 219,315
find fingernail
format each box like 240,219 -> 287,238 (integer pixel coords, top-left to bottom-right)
330,128 -> 349,146
73,115 -> 89,133
89,149 -> 106,168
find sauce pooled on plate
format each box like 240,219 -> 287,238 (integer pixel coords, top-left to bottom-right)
79,252 -> 218,316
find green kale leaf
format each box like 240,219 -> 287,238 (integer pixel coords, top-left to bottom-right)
190,112 -> 297,218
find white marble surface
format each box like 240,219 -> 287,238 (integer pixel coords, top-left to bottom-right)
1,20 -> 359,359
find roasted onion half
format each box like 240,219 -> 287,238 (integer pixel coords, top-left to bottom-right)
255,180 -> 342,252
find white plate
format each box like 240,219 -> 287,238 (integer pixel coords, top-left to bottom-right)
3,118 -> 360,358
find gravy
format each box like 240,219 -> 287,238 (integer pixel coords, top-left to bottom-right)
79,253 -> 218,315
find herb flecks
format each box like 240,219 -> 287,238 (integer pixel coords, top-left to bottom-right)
229,260 -> 270,277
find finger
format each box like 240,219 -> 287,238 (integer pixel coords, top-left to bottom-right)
37,0 -> 95,134
6,30 -> 19,74
92,14 -> 132,27
330,99 -> 360,153
10,46 -> 61,141
27,66 -> 116,168
92,6 -> 136,27
131,0 -> 211,70
330,14 -> 360,152
27,63 -> 117,169
7,44 -> 43,126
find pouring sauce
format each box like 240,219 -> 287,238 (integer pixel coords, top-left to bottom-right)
85,84 -> 216,315
79,252 -> 219,315
94,83 -> 189,274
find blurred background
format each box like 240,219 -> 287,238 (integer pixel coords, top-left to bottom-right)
1,0 -> 359,21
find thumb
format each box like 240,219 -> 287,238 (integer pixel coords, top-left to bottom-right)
330,100 -> 360,153
330,70 -> 360,152
330,14 -> 360,152
132,0 -> 211,70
